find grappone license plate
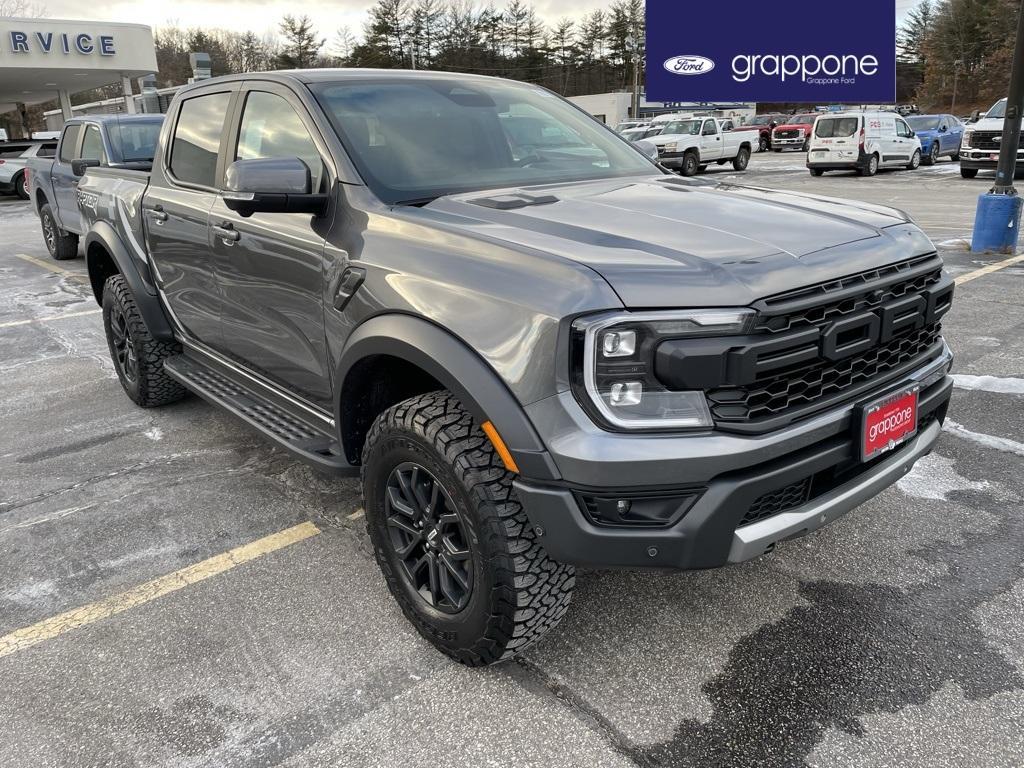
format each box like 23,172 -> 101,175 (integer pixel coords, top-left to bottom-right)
860,387 -> 919,461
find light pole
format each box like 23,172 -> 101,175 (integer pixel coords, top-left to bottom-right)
626,32 -> 641,120
971,0 -> 1024,252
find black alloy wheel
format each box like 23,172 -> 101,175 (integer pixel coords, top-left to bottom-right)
385,461 -> 473,613
108,300 -> 138,384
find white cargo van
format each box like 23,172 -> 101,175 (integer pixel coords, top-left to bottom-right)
807,112 -> 922,177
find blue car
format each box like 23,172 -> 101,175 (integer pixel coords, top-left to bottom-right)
906,114 -> 963,165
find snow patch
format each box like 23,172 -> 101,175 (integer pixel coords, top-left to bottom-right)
943,419 -> 1024,458
144,426 -> 164,441
937,238 -> 970,250
897,453 -> 990,501
952,374 -> 1024,395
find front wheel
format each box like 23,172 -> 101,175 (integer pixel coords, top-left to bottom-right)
809,168 -> 824,177
961,167 -> 978,179
924,143 -> 939,165
759,135 -> 769,152
732,146 -> 750,171
362,391 -> 575,666
681,152 -> 700,176
102,275 -> 187,407
906,149 -> 921,170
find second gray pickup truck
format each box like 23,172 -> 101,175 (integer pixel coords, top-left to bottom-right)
77,70 -> 954,665
28,114 -> 163,259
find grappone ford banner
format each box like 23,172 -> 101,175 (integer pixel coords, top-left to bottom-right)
645,0 -> 896,103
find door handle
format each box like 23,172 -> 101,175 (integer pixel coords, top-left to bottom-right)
148,206 -> 168,223
212,222 -> 240,243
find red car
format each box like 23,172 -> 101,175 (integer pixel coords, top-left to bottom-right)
772,113 -> 819,152
732,113 -> 788,152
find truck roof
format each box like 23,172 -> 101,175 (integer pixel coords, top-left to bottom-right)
64,114 -> 163,125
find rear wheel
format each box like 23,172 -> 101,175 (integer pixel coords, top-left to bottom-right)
362,391 -> 575,666
858,154 -> 879,177
809,168 -> 824,177
14,171 -> 29,200
732,146 -> 750,171
681,151 -> 700,176
906,149 -> 921,170
40,203 -> 78,260
102,275 -> 187,407
961,167 -> 978,179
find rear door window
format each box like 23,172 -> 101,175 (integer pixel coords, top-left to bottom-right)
815,117 -> 859,138
170,92 -> 232,188
58,124 -> 82,163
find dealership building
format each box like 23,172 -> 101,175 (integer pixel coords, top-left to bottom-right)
0,17 -> 157,137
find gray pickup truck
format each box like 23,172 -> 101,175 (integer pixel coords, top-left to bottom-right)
27,114 -> 163,259
76,70 -> 954,665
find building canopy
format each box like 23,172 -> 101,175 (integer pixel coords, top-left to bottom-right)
0,18 -> 156,115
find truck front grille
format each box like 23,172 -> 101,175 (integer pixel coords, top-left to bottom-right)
970,131 -> 1024,152
775,129 -> 801,139
653,255 -> 951,432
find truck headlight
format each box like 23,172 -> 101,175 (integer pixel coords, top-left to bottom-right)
962,130 -> 973,148
571,309 -> 754,431
662,142 -> 677,152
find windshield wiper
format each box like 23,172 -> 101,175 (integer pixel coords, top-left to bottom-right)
393,196 -> 440,207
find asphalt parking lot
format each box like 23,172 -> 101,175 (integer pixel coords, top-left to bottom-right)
2,152 -> 1024,768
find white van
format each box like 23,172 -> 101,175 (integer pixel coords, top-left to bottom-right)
806,112 -> 922,177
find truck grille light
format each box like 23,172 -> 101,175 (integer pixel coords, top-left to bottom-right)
602,330 -> 636,358
609,381 -> 643,406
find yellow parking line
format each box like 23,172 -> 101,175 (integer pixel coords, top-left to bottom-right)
15,253 -> 87,280
955,253 -> 1024,286
0,521 -> 320,658
0,308 -> 102,330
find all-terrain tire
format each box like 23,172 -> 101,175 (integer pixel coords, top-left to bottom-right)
40,203 -> 78,260
102,274 -> 187,407
361,391 -> 575,666
960,167 -> 978,179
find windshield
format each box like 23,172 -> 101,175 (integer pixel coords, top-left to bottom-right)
311,79 -> 655,204
748,115 -> 772,126
815,117 -> 860,138
106,118 -> 163,163
660,119 -> 702,135
986,99 -> 1007,119
907,116 -> 940,131
793,114 -> 819,124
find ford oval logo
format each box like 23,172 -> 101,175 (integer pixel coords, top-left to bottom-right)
663,55 -> 715,76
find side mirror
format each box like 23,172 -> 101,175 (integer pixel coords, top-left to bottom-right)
634,139 -> 660,162
223,157 -> 328,217
939,125 -> 947,133
970,110 -> 981,122
71,158 -> 100,177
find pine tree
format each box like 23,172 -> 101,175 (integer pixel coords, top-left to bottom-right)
276,14 -> 324,69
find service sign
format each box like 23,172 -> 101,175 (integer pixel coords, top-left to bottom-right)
645,0 -> 896,103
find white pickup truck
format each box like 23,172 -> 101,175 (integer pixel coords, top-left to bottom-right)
649,116 -> 752,176
960,98 -> 1024,180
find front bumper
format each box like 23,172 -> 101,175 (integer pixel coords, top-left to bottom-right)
960,148 -> 1024,170
515,344 -> 953,570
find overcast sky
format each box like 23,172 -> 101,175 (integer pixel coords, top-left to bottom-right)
39,0 -> 618,42
38,0 -> 915,44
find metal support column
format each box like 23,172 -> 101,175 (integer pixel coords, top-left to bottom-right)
122,76 -> 137,114
58,90 -> 73,121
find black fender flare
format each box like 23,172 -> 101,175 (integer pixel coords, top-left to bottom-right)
335,314 -> 560,480
85,223 -> 175,342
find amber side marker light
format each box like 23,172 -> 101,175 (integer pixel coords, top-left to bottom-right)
481,420 -> 520,473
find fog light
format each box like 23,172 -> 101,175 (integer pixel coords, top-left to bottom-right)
616,499 -> 632,515
602,330 -> 636,358
609,381 -> 643,406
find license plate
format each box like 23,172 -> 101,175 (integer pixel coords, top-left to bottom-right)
991,154 -> 1000,161
812,151 -> 827,158
859,386 -> 919,461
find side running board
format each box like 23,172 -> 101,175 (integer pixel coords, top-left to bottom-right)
164,354 -> 357,476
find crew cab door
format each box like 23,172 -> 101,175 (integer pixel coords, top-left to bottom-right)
207,83 -> 334,406
144,86 -> 238,347
52,122 -> 83,230
699,119 -> 723,160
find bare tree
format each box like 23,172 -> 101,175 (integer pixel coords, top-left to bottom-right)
0,0 -> 47,17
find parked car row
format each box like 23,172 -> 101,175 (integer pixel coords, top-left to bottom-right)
0,139 -> 56,199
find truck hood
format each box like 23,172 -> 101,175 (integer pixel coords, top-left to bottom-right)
416,176 -> 929,308
774,122 -> 812,132
650,132 -> 699,146
968,118 -> 1010,131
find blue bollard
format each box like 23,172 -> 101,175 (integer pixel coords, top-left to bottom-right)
971,193 -> 1023,254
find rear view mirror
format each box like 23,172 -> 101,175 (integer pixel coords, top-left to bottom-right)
70,158 -> 100,177
223,157 -> 328,217
634,139 -> 660,162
